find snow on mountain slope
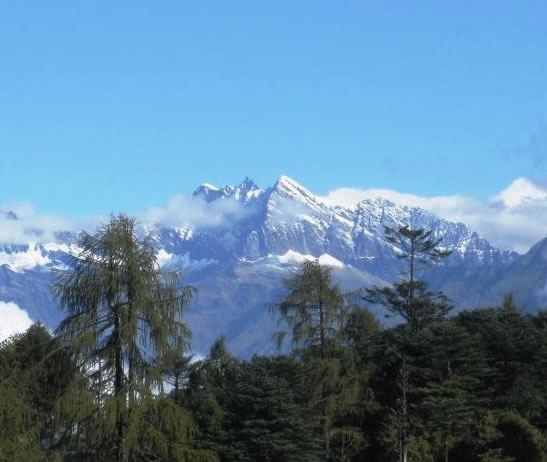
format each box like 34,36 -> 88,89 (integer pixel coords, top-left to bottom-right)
0,175 -> 534,355
276,250 -> 345,268
0,175 -> 518,283
0,243 -> 52,272
0,242 -> 79,273
154,175 -> 516,274
324,178 -> 547,254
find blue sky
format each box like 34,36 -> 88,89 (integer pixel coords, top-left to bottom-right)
1,1 -> 546,216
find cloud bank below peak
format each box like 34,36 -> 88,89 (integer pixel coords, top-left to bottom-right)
0,195 -> 247,245
138,194 -> 247,229
0,202 -> 104,245
324,177 -> 547,254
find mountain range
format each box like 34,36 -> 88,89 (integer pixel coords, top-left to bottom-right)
1,175 -> 546,356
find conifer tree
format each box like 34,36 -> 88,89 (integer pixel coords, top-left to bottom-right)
54,214 -> 214,461
271,259 -> 345,358
181,336 -> 241,461
271,259 -> 357,461
0,332 -> 44,462
365,226 -> 453,333
159,348 -> 193,395
363,226 -> 453,462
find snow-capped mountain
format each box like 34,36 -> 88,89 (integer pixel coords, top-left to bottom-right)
490,177 -> 547,208
1,175 -> 544,355
160,175 -> 515,272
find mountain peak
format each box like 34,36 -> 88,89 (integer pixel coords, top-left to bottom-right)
230,177 -> 262,202
276,175 -> 318,192
277,174 -> 299,186
192,183 -> 224,202
193,178 -> 262,203
238,176 -> 259,189
199,183 -> 220,191
524,236 -> 547,259
273,175 -> 315,199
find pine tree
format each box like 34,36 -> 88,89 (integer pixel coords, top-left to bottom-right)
159,348 -> 193,395
270,259 -> 357,461
364,226 -> 453,333
54,214 -> 214,461
181,336 -> 247,461
416,321 -> 482,462
0,331 -> 43,462
0,323 -> 81,460
270,259 -> 346,359
229,356 -> 323,462
362,226 -> 453,462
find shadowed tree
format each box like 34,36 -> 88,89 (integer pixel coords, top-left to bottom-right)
159,349 -> 193,395
362,226 -> 453,462
0,323 -> 81,460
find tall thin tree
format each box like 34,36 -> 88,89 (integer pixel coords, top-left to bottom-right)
54,214 -> 203,461
363,226 -> 453,462
365,226 -> 453,333
270,259 -> 357,461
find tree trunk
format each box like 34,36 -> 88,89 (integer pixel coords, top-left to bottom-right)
402,359 -> 408,462
114,313 -> 126,462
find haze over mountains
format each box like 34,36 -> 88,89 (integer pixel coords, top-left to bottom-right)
1,175 -> 546,355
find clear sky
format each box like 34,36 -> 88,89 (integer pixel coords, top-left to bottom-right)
1,1 -> 546,216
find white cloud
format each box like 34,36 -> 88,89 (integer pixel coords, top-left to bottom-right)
270,195 -> 316,225
138,195 -> 246,229
0,194 -> 247,248
156,249 -> 217,270
0,201 -> 103,245
324,177 -> 547,254
0,193 -> 247,246
0,301 -> 33,342
325,187 -> 470,212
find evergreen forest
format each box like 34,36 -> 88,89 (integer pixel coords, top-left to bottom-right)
1,215 -> 547,462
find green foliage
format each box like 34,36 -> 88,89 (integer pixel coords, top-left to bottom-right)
5,291 -> 547,462
180,336 -> 241,460
159,348 -> 193,393
53,214 -> 210,461
230,356 -> 323,462
0,380 -> 43,462
270,259 -> 345,358
473,410 -> 545,462
271,260 -> 366,460
5,218 -> 547,462
181,340 -> 322,462
0,323 -> 78,461
366,280 -> 453,332
493,411 -> 544,462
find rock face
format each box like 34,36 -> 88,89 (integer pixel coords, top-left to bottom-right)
1,176 -> 543,356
